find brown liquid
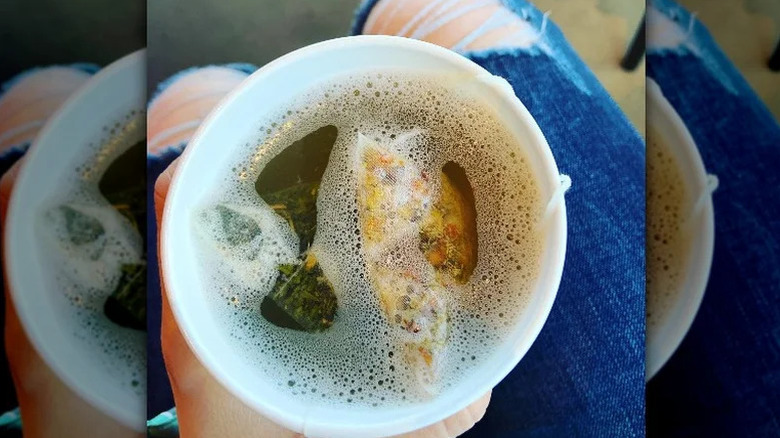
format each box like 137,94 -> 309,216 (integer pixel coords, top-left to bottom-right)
646,128 -> 693,333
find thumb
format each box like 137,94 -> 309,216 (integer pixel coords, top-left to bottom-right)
153,157 -> 181,228
0,158 -> 25,225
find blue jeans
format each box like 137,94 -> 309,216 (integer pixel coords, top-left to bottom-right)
646,1 -> 780,437
150,1 -> 647,436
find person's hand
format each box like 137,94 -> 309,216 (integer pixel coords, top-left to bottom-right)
1,161 -> 142,438
154,158 -> 491,437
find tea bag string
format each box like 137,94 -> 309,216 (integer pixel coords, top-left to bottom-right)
542,174 -> 571,224
683,173 -> 718,230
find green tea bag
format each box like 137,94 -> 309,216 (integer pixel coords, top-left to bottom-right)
262,182 -> 319,252
263,253 -> 336,332
256,126 -> 338,332
216,205 -> 262,247
103,263 -> 147,330
61,205 -> 105,245
99,140 -> 147,330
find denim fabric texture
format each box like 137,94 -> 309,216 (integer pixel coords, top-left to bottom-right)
646,1 -> 780,437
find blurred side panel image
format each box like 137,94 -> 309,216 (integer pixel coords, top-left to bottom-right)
0,1 -> 146,437
645,0 -> 779,436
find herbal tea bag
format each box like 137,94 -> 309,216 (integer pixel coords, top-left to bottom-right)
197,203 -> 275,283
261,182 -> 319,253
355,133 -> 433,250
59,204 -> 107,257
371,264 -> 449,391
419,161 -> 478,284
355,134 -> 450,392
265,252 -> 337,332
103,262 -> 147,330
259,183 -> 337,332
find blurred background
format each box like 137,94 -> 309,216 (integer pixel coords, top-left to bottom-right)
0,0 -> 145,428
149,0 -> 780,135
148,0 -> 647,134
147,0 -> 357,94
677,0 -> 779,118
0,0 -> 145,83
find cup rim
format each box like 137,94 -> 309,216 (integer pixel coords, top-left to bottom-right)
645,78 -> 715,380
161,35 -> 566,437
3,49 -> 146,431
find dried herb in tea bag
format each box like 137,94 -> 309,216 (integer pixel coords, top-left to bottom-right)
99,140 -> 147,330
419,161 -> 478,283
216,205 -> 262,246
262,182 -> 319,252
61,205 -> 105,245
103,263 -> 146,330
256,126 -> 339,332
263,253 -> 336,332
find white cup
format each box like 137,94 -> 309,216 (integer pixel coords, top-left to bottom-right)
162,35 -> 567,438
3,50 -> 146,431
645,78 -> 716,380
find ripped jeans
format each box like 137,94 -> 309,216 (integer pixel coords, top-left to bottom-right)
646,1 -> 780,436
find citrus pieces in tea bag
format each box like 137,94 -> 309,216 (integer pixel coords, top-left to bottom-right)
370,264 -> 449,391
355,133 -> 479,393
419,161 -> 478,284
355,133 -> 432,248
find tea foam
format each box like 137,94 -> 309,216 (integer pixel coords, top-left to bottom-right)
193,71 -> 545,408
36,111 -> 146,394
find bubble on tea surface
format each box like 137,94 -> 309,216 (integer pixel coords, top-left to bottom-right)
646,128 -> 694,333
35,111 -> 147,395
193,71 -> 545,408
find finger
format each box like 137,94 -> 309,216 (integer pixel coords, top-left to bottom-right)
153,157 -> 180,227
393,390 -> 492,438
2,160 -> 140,436
2,159 -> 29,375
154,155 -> 185,378
153,157 -> 301,437
152,157 -> 203,388
0,158 -> 24,224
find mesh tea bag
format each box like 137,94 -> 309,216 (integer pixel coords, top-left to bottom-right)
355,133 -> 453,394
355,133 -> 433,255
43,202 -> 142,292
